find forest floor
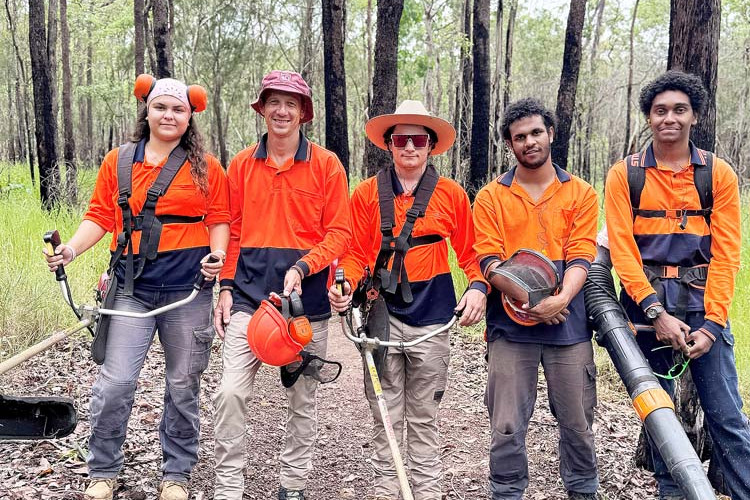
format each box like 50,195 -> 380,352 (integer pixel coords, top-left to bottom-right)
0,321 -> 667,500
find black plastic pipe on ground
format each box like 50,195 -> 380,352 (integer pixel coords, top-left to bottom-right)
584,261 -> 715,500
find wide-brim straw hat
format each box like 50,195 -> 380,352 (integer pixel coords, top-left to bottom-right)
365,100 -> 456,156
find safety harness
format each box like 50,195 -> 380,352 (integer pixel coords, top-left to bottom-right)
626,148 -> 713,320
372,165 -> 442,303
112,140 -> 204,295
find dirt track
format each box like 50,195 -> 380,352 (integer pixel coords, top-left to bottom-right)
0,321 -> 660,499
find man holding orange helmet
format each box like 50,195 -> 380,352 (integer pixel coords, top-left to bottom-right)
211,70 -> 351,500
472,98 -> 600,500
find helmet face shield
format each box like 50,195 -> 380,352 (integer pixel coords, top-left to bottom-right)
247,291 -> 342,387
490,249 -> 561,326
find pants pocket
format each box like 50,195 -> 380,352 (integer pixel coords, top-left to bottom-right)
584,362 -> 598,409
190,323 -> 216,375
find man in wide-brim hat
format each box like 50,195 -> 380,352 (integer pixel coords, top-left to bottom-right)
329,100 -> 487,499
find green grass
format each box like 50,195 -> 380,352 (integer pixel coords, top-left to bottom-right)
0,163 -> 108,362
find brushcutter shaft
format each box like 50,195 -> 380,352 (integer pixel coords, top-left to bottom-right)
0,318 -> 93,375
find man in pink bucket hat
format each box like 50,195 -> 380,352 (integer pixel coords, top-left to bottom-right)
212,70 -> 352,500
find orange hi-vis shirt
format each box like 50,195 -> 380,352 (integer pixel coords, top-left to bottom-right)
604,142 -> 740,337
84,142 -> 230,290
220,133 -> 352,321
473,165 -> 598,345
338,170 -> 487,327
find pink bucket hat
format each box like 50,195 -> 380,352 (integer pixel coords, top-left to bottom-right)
251,70 -> 314,124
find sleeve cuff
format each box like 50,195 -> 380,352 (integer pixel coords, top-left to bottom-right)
295,260 -> 310,277
480,256 -> 502,276
638,293 -> 660,312
219,278 -> 235,288
469,281 -> 489,295
566,258 -> 591,272
701,319 -> 724,338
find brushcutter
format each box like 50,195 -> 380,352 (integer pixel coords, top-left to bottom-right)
0,230 -> 216,440
337,269 -> 459,500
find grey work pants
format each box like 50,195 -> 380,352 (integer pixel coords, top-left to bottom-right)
212,311 -> 329,499
363,315 -> 451,500
485,337 -> 599,499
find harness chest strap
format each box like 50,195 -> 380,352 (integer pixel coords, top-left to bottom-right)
373,165 -> 442,303
115,140 -> 203,295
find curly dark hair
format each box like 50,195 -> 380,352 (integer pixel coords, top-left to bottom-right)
639,70 -> 707,116
132,106 -> 209,195
501,98 -> 556,140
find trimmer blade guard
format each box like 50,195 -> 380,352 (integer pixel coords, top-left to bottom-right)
0,395 -> 77,440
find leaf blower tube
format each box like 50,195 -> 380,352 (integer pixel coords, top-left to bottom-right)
584,262 -> 715,500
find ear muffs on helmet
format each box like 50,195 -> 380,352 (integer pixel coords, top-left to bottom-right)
247,292 -> 313,367
134,74 -> 156,103
491,249 -> 561,327
186,85 -> 207,113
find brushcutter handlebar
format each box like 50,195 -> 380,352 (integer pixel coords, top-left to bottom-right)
343,307 -> 457,349
43,230 -> 66,282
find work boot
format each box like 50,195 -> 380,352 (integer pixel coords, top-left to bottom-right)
278,487 -> 306,500
159,480 -> 188,500
84,478 -> 117,500
568,492 -> 598,500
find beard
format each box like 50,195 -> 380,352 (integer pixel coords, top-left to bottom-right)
515,145 -> 550,170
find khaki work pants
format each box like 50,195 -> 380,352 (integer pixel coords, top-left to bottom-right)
212,311 -> 329,499
363,315 -> 451,500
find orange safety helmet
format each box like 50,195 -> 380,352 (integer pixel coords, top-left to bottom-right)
247,292 -> 313,366
490,249 -> 561,327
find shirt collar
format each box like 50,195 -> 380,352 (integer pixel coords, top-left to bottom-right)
641,141 -> 707,168
253,131 -> 309,162
498,163 -> 570,187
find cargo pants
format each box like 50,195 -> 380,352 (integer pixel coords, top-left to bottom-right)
485,337 -> 599,499
363,315 -> 451,500
212,310 -> 329,499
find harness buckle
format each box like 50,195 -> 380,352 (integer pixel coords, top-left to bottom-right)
405,208 -> 421,221
665,209 -> 683,219
661,266 -> 680,279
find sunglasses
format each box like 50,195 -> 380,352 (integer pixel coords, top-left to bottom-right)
390,134 -> 430,149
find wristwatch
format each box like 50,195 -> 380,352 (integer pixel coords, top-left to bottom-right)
645,303 -> 666,321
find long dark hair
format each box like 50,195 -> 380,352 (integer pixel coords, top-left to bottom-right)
132,107 -> 209,195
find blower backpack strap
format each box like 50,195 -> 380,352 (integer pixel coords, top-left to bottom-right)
626,149 -> 714,229
373,165 -> 442,303
626,148 -> 713,321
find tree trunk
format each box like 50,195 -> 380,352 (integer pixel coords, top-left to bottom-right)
452,0 -> 472,180
668,0 -> 720,151
5,0 -> 34,178
582,0 -> 605,183
502,0 -> 517,109
322,0 -> 350,176
134,0 -> 146,77
299,0 -> 315,138
490,0 -> 503,177
144,0 -> 158,74
151,0 -> 173,78
362,0 -> 404,177
29,0 -> 60,208
551,0 -> 587,171
60,0 -> 76,203
212,76 -> 229,168
501,0 -> 517,172
86,38 -> 94,164
664,0 -> 724,493
47,0 -> 59,164
6,79 -> 17,162
623,0 -> 640,157
468,0 -> 490,199
422,0 -> 442,115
